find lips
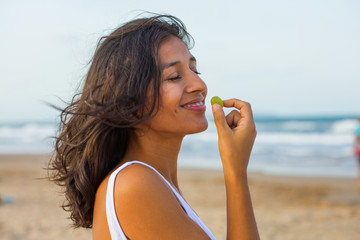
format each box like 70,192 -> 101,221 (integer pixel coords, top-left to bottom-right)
181,97 -> 204,107
181,98 -> 206,112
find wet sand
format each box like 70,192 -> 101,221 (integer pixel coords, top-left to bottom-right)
0,154 -> 359,240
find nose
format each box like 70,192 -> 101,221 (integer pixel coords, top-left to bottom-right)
185,71 -> 207,95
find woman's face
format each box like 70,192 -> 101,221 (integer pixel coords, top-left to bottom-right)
144,35 -> 208,136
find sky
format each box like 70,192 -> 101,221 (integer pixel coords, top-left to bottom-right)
1,0 -> 359,122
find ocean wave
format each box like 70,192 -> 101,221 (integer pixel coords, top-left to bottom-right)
279,121 -> 317,131
330,119 -> 357,134
0,123 -> 56,144
255,133 -> 353,146
188,130 -> 354,146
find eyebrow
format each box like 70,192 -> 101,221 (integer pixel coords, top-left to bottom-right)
161,56 -> 197,70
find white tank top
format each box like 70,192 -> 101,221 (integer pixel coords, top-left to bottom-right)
106,160 -> 216,240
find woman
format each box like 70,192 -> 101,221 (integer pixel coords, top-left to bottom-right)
49,14 -> 259,239
354,117 -> 360,188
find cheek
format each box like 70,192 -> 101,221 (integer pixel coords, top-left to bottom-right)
158,84 -> 183,113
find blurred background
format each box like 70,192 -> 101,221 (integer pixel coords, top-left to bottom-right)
1,1 -> 360,239
1,0 -> 359,177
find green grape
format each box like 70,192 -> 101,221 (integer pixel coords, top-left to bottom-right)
210,96 -> 224,107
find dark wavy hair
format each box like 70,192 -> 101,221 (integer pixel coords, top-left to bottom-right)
48,14 -> 194,228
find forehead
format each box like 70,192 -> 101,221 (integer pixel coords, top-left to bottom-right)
158,36 -> 192,65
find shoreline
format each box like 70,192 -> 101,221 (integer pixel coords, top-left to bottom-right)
1,154 -> 359,240
2,153 -> 356,179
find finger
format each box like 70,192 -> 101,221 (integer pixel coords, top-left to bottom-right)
212,104 -> 229,134
222,99 -> 254,120
225,110 -> 241,129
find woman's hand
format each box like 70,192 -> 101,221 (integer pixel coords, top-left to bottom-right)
212,98 -> 257,176
212,99 -> 260,240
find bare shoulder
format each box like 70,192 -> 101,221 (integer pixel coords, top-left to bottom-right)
114,163 -> 164,193
113,163 -> 210,240
113,163 -> 176,217
92,164 -> 157,239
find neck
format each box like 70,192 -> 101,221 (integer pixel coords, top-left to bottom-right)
122,128 -> 184,190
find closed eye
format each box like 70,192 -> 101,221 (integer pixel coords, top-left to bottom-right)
168,75 -> 181,81
166,68 -> 201,81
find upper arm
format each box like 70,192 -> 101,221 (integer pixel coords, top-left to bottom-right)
113,164 -> 210,240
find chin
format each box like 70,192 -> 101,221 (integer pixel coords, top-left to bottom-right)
189,119 -> 208,134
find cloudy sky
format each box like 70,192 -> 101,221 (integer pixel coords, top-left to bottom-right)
1,0 -> 359,121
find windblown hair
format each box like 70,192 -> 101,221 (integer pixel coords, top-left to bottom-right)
48,14 -> 193,228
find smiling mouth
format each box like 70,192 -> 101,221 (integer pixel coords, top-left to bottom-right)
181,101 -> 204,108
181,101 -> 206,112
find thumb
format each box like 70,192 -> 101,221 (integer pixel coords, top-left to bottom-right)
212,104 -> 228,134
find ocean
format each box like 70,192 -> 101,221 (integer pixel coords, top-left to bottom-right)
0,115 -> 358,178
180,115 -> 359,178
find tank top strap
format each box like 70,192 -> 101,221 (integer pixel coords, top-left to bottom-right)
105,160 -> 216,240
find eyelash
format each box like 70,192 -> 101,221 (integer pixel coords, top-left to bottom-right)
167,71 -> 201,81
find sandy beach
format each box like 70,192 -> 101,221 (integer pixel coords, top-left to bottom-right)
0,154 -> 359,240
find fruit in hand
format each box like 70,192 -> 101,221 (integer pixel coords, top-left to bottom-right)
210,96 -> 224,107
